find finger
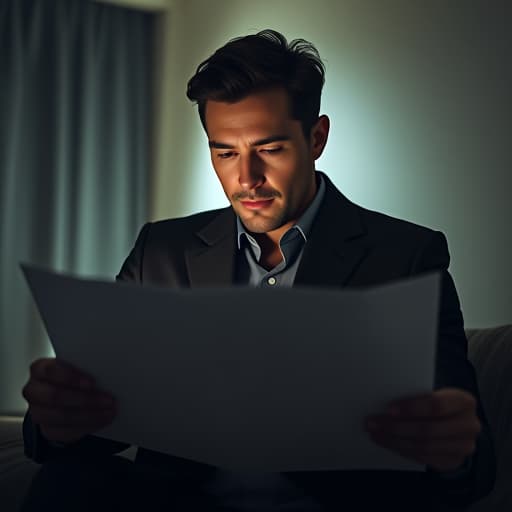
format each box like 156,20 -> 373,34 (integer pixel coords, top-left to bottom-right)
365,415 -> 481,440
22,380 -> 115,409
386,388 -> 477,418
30,404 -> 117,429
30,358 -> 95,390
368,429 -> 477,458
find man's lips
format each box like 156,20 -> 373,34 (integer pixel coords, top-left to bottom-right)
239,198 -> 275,210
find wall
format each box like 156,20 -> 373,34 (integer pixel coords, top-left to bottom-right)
152,0 -> 511,328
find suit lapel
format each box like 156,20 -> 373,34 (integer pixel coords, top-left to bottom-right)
294,174 -> 368,288
185,208 -> 237,287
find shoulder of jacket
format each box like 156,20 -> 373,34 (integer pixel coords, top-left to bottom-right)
355,203 -> 443,243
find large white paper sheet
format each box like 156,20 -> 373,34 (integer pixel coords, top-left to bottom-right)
21,264 -> 440,472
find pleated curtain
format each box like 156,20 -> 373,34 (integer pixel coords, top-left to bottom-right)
0,0 -> 153,413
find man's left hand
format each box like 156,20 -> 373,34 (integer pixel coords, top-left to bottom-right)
364,388 -> 481,472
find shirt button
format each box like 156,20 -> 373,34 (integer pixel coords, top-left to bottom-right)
267,276 -> 277,286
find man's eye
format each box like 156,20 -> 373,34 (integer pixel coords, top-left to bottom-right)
218,152 -> 235,159
262,147 -> 282,154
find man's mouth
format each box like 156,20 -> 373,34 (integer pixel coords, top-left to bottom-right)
239,198 -> 275,210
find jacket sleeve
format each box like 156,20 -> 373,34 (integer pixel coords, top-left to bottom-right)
411,231 -> 496,507
22,225 -> 152,464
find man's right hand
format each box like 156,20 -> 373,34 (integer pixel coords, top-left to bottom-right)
22,358 -> 117,445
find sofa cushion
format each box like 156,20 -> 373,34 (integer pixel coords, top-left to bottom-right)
0,416 -> 39,511
466,324 -> 512,511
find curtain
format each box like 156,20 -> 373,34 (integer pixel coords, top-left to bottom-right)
0,0 -> 153,414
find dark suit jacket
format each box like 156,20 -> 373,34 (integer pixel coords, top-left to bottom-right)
23,172 -> 496,510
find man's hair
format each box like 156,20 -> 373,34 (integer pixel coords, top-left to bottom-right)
186,29 -> 325,138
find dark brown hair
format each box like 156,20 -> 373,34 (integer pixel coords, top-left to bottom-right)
186,29 -> 325,138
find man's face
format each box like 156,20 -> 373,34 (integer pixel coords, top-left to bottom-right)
205,88 -> 328,239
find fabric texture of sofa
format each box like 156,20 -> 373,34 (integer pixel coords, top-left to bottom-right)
1,324 -> 510,511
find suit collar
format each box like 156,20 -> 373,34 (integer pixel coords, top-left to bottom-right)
294,172 -> 368,288
195,207 -> 235,247
310,171 -> 367,243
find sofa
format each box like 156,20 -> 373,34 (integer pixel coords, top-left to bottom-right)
1,325 -> 510,511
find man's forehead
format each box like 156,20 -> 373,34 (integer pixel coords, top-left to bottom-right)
206,106 -> 298,137
203,89 -> 303,142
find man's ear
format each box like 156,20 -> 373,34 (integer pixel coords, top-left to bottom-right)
310,115 -> 330,160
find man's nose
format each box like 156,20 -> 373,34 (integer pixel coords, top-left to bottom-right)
238,153 -> 265,190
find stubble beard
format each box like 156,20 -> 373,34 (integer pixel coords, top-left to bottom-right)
236,203 -> 288,235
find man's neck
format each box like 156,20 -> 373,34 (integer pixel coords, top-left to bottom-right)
251,232 -> 284,270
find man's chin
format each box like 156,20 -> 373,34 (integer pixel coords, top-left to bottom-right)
238,213 -> 283,235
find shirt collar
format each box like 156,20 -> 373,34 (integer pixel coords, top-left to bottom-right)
236,172 -> 326,249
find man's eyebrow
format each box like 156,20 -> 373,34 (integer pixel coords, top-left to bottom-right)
208,135 -> 290,149
208,141 -> 234,149
252,135 -> 290,146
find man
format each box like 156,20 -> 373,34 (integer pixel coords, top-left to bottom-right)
21,30 -> 495,511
